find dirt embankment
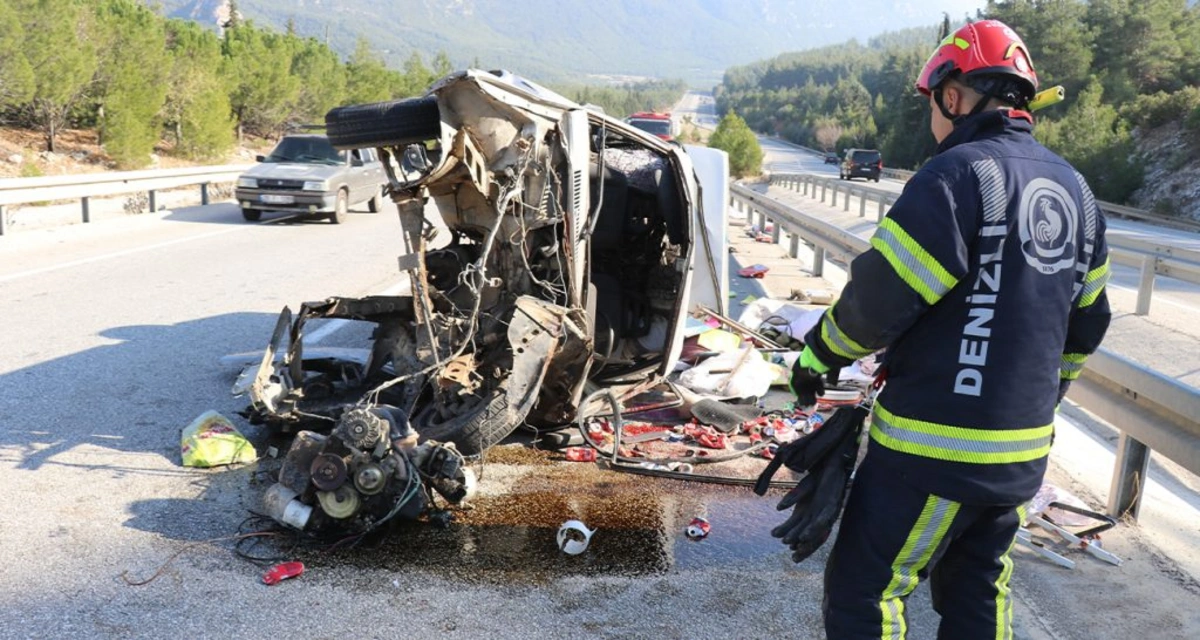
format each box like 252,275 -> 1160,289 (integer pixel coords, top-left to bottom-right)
0,127 -> 270,179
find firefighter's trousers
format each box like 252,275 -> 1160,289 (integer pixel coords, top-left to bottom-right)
823,452 -> 1026,639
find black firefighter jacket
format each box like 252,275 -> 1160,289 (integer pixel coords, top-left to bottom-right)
805,109 -> 1112,505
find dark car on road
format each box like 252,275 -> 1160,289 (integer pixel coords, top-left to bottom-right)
235,134 -> 388,223
840,148 -> 882,182
824,152 -> 839,165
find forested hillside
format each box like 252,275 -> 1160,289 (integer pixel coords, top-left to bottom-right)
0,0 -> 681,173
717,0 -> 1200,211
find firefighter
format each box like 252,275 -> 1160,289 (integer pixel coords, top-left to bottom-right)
789,20 -> 1112,639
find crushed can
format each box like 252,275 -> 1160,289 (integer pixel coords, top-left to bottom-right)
685,517 -> 712,540
803,413 -> 825,435
564,446 -> 597,462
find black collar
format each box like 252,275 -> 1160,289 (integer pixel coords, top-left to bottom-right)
936,110 -> 1034,154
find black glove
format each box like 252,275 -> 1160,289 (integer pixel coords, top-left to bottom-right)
753,404 -> 868,496
790,357 -> 840,409
771,430 -> 859,563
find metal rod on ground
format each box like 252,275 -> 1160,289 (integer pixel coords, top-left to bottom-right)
1109,432 -> 1151,520
694,305 -> 784,349
81,196 -> 90,223
1136,255 -> 1156,316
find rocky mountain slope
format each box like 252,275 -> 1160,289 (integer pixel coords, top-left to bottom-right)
151,0 -> 985,84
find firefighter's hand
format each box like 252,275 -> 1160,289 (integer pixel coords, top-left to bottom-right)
790,347 -> 834,408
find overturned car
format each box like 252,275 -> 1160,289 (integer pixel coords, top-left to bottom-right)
237,70 -> 728,533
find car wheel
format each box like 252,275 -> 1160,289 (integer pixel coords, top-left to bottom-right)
874,176 -> 880,183
242,208 -> 262,222
412,386 -> 521,456
328,189 -> 348,224
367,188 -> 383,213
325,96 -> 442,150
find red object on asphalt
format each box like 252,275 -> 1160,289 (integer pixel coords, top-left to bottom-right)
262,561 -> 305,585
737,264 -> 769,279
564,446 -> 598,462
685,517 -> 712,539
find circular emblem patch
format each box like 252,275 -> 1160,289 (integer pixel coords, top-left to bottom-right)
1018,178 -> 1077,274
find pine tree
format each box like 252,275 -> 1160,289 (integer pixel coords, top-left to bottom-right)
708,110 -> 763,177
344,37 -> 392,104
163,19 -> 233,159
94,0 -> 170,168
0,0 -> 34,109
11,0 -> 98,152
222,22 -> 301,139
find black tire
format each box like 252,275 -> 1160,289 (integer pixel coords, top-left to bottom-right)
325,97 -> 442,150
874,176 -> 881,183
413,387 -> 521,456
367,188 -> 383,213
242,208 -> 262,222
328,189 -> 348,224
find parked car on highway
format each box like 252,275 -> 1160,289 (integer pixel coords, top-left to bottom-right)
233,69 -> 729,535
824,152 -> 839,165
234,133 -> 388,223
840,148 -> 882,182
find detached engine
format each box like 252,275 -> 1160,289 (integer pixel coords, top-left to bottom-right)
261,406 -> 475,533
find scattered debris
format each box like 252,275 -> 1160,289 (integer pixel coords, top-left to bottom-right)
262,561 -> 305,585
685,517 -> 712,539
180,410 -> 257,468
557,520 -> 595,555
738,264 -> 770,278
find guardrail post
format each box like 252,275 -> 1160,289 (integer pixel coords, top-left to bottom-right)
81,197 -> 90,223
1136,256 -> 1157,316
803,177 -> 810,196
1108,433 -> 1150,520
0,205 -> 6,236
812,247 -> 826,277
831,184 -> 838,207
756,210 -> 767,232
878,197 -> 887,222
771,220 -> 781,244
148,190 -> 156,213
201,183 -> 210,205
859,193 -> 867,218
789,233 -> 800,258
844,188 -> 852,212
820,181 -> 827,203
746,204 -> 754,226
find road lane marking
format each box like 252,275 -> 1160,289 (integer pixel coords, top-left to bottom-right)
0,226 -> 243,284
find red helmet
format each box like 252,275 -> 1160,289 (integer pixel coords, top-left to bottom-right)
916,20 -> 1038,104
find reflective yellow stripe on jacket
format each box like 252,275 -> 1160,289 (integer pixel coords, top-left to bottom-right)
1078,256 -> 1109,308
870,403 -> 1053,464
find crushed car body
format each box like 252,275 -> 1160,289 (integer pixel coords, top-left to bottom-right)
235,70 -> 728,533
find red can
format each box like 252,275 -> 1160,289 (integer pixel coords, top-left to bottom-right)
564,446 -> 597,462
685,517 -> 712,539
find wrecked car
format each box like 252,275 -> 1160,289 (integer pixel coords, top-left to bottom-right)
235,70 -> 729,533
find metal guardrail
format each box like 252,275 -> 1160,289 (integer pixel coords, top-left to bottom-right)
730,182 -> 1200,521
769,173 -> 1200,317
0,165 -> 251,236
881,166 -> 1200,232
